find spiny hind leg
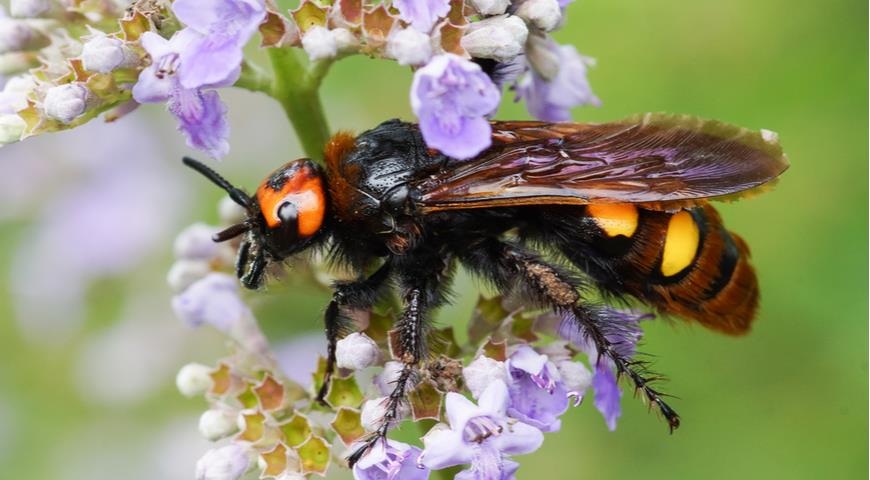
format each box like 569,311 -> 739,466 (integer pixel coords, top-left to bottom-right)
347,254 -> 452,466
459,238 -> 680,430
316,263 -> 392,405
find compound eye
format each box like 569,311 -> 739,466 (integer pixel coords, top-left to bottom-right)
278,202 -> 298,225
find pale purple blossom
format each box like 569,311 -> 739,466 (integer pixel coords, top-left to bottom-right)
353,440 -> 429,480
133,31 -> 234,158
171,0 -> 265,89
420,380 -> 543,480
516,43 -> 600,122
593,360 -> 621,431
559,308 -> 651,430
410,54 -> 501,159
172,273 -> 248,331
393,0 -> 450,32
506,345 -> 569,432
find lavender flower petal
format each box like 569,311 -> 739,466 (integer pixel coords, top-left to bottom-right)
168,88 -> 230,159
411,54 -> 501,159
394,0 -> 451,32
353,440 -> 429,480
516,43 -> 600,122
172,273 -> 248,331
506,345 -> 570,432
593,360 -> 622,431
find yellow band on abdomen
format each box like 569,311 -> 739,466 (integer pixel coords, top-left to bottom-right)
587,204 -> 639,238
661,210 -> 700,277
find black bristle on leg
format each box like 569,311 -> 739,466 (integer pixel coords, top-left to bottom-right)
347,286 -> 427,467
565,305 -> 681,432
316,264 -> 392,405
458,238 -> 681,432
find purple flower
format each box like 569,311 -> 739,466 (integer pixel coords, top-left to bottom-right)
172,273 -> 249,331
353,440 -> 429,480
559,308 -> 651,430
516,43 -> 600,122
420,380 -> 543,480
505,345 -> 570,432
133,31 -> 234,158
593,360 -> 622,431
171,0 -> 265,89
393,0 -> 451,32
410,54 -> 501,160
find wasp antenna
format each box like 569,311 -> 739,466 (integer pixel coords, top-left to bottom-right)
213,222 -> 251,242
182,157 -> 252,210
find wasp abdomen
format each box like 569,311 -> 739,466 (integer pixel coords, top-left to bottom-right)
560,203 -> 758,335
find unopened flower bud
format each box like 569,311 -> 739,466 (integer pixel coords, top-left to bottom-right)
82,35 -> 132,73
301,26 -> 337,61
525,33 -> 560,80
461,15 -> 528,63
331,27 -> 358,52
463,355 -> 508,398
0,114 -> 25,144
0,18 -> 48,54
335,332 -> 380,370
175,223 -> 220,260
199,409 -> 238,441
195,444 -> 250,480
374,360 -> 404,395
468,0 -> 510,16
43,83 -> 90,124
167,259 -> 212,292
557,360 -> 592,393
360,396 -> 406,431
516,0 -> 562,32
386,27 -> 432,66
218,195 -> 247,224
176,363 -> 214,397
9,0 -> 50,18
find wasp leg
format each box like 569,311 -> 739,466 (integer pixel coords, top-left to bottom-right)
459,239 -> 680,431
347,256 -> 452,467
316,263 -> 392,405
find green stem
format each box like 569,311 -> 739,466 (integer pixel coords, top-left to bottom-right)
266,48 -> 333,163
234,60 -> 273,95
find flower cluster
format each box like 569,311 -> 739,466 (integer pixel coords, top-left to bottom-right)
1,0 -> 599,160
169,200 -> 647,480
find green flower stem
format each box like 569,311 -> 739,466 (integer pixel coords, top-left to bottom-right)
267,48 -> 333,163
235,59 -> 273,95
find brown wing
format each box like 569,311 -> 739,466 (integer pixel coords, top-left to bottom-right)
413,113 -> 789,212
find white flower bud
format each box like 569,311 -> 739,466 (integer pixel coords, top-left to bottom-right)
82,35 -> 132,73
176,362 -> 213,397
0,114 -> 25,144
331,27 -> 358,52
195,444 -> 250,480
360,396 -> 406,431
335,332 -> 380,370
468,0 -> 510,16
461,15 -> 528,63
374,360 -> 404,395
557,360 -> 592,393
463,355 -> 508,399
167,259 -> 212,292
43,83 -> 90,124
175,223 -> 219,260
199,409 -> 238,441
10,0 -> 50,18
515,0 -> 562,32
218,195 -> 247,224
0,18 -> 46,54
301,26 -> 337,61
386,27 -> 432,66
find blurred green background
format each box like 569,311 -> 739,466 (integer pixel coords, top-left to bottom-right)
0,0 -> 866,479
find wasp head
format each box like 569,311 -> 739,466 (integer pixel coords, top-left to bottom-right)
182,157 -> 327,289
